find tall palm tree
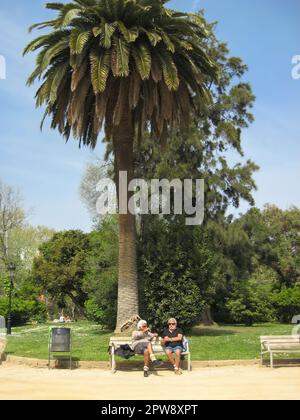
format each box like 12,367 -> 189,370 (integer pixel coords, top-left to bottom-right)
24,0 -> 217,332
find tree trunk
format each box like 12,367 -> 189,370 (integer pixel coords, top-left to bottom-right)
200,307 -> 215,326
67,293 -> 86,320
113,108 -> 139,333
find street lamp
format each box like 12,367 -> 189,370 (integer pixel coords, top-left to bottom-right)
7,262 -> 16,336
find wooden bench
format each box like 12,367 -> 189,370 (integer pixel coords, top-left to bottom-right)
260,335 -> 300,368
109,336 -> 191,373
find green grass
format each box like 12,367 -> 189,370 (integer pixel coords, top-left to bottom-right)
5,322 -> 295,362
6,322 -> 112,361
189,323 -> 294,361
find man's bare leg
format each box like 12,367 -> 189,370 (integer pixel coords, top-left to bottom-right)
148,344 -> 164,369
144,349 -> 150,368
147,343 -> 156,360
143,349 -> 150,377
165,349 -> 175,367
174,349 -> 183,374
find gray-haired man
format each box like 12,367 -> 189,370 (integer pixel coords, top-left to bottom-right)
132,320 -> 163,377
161,318 -> 184,375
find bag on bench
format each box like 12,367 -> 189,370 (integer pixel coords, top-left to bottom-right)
114,344 -> 135,359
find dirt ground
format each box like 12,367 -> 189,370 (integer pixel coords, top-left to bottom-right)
0,365 -> 300,400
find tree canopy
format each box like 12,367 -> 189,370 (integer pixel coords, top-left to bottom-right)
24,0 -> 218,148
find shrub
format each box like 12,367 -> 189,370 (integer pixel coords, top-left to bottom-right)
84,299 -> 105,324
141,260 -> 206,331
84,277 -> 117,330
0,297 -> 47,325
139,217 -> 220,332
82,218 -> 118,330
225,283 -> 276,326
272,288 -> 300,323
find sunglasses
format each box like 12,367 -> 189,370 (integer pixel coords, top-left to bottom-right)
168,323 -> 176,325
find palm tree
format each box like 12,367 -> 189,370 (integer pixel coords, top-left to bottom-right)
24,0 -> 217,332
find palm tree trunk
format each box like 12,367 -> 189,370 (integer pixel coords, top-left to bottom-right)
113,109 -> 139,333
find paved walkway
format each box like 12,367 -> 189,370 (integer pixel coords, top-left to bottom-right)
0,365 -> 300,400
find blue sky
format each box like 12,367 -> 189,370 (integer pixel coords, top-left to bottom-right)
0,0 -> 299,231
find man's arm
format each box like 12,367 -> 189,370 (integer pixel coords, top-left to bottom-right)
132,331 -> 145,341
169,334 -> 183,342
161,334 -> 183,346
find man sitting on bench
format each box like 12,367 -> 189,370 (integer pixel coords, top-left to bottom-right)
161,318 -> 184,375
132,320 -> 163,377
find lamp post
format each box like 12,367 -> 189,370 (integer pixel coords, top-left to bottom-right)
7,262 -> 16,336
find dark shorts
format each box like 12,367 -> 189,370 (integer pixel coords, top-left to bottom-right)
134,342 -> 149,355
165,346 -> 184,354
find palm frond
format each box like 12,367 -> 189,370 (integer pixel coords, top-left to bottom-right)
144,30 -> 162,47
118,22 -> 139,43
111,37 -> 129,77
96,23 -> 117,49
49,62 -> 70,104
90,49 -> 111,93
70,28 -> 91,54
157,50 -> 179,91
71,60 -> 88,91
132,44 -> 151,80
129,71 -> 141,109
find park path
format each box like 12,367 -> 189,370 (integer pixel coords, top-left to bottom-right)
0,365 -> 299,400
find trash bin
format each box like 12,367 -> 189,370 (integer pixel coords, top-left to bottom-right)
48,328 -> 72,370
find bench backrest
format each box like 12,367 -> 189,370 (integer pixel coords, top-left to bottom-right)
260,336 -> 300,350
109,336 -> 190,352
110,337 -> 161,343
260,335 -> 300,342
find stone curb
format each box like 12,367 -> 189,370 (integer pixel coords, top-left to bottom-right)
2,354 -> 261,370
3,355 -> 109,369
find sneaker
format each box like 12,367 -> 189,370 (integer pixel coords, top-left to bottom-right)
144,370 -> 149,378
152,359 -> 164,368
175,369 -> 183,375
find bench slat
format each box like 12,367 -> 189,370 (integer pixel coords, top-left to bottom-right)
269,344 -> 300,349
260,335 -> 300,340
261,340 -> 300,343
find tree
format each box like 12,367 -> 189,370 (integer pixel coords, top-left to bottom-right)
0,225 -> 55,313
32,230 -> 90,318
272,287 -> 300,323
9,225 -> 55,268
133,17 -> 258,326
79,14 -> 258,328
212,204 -> 300,323
232,206 -> 300,289
225,282 -> 275,326
83,216 -> 119,329
80,159 -> 113,223
0,180 -> 25,269
24,0 -> 217,331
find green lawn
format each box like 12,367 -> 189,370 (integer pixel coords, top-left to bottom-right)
5,322 -> 295,361
6,322 -> 112,361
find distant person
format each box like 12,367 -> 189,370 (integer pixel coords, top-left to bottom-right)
161,318 -> 184,375
59,315 -> 65,324
132,320 -> 163,377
